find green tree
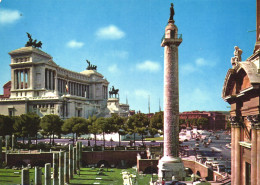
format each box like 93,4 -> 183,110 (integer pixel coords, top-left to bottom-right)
62,117 -> 88,145
13,116 -> 27,144
109,114 -> 126,146
16,113 -> 40,146
88,116 -> 99,146
95,117 -> 112,147
40,114 -> 64,145
127,113 -> 149,146
197,117 -> 209,129
149,111 -> 163,137
0,115 -> 14,137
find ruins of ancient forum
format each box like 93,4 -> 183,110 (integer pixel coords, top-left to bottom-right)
0,33 -> 129,119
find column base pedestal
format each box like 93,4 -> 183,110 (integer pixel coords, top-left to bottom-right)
158,156 -> 185,182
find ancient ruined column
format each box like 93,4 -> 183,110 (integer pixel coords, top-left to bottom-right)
35,166 -> 42,185
73,147 -> 76,174
12,135 -> 15,151
69,144 -> 73,179
0,136 -> 2,167
59,151 -> 64,185
158,3 -> 185,182
5,135 -> 9,151
76,142 -> 80,170
21,168 -> 30,185
53,153 -> 59,185
64,152 -> 69,184
79,142 -> 82,168
45,163 -> 51,185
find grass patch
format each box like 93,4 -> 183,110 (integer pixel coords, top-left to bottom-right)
0,167 -> 157,185
145,137 -> 163,141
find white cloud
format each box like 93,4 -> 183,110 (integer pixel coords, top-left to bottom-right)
180,87 -> 212,111
108,64 -> 120,74
96,25 -> 125,40
66,40 -> 84,48
195,58 -> 215,67
0,9 -> 21,24
136,60 -> 161,72
181,57 -> 215,75
134,89 -> 150,98
106,50 -> 129,59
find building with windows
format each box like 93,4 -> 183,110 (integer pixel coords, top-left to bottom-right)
222,0 -> 260,184
0,46 -> 112,119
179,111 -> 228,130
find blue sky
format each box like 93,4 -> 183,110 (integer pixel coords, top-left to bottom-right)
0,0 -> 256,113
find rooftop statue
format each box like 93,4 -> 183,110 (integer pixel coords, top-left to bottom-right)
231,46 -> 243,68
109,86 -> 119,98
25,32 -> 42,48
169,3 -> 175,21
86,60 -> 97,70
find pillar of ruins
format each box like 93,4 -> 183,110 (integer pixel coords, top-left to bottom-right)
73,147 -> 76,174
12,134 -> 15,151
64,152 -> 69,184
158,3 -> 185,181
59,151 -> 64,185
0,136 -> 2,167
69,144 -> 73,179
79,142 -> 82,168
45,163 -> 51,185
53,153 -> 59,185
5,135 -> 9,151
21,168 -> 30,185
35,166 -> 42,185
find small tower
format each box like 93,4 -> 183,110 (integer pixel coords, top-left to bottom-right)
158,3 -> 185,182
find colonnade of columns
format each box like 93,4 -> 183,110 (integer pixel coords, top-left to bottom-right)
45,68 -> 56,90
231,115 -> 260,185
58,79 -> 90,98
14,69 -> 30,89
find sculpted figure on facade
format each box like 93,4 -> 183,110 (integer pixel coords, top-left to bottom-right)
231,46 -> 242,68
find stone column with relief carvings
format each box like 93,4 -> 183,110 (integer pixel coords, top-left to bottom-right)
157,3 -> 185,182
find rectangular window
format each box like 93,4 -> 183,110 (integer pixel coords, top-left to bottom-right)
246,162 -> 251,185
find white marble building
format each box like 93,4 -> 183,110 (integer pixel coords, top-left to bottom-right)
0,46 -> 110,119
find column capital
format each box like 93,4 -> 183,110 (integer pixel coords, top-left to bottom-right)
229,116 -> 241,127
247,115 -> 260,129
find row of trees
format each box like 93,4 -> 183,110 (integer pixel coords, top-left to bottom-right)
0,111 -> 164,147
179,117 -> 209,128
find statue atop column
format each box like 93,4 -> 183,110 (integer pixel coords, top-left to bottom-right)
86,60 -> 97,70
169,3 -> 175,21
25,32 -> 42,48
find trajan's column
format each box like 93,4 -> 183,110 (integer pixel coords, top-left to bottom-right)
158,3 -> 185,182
